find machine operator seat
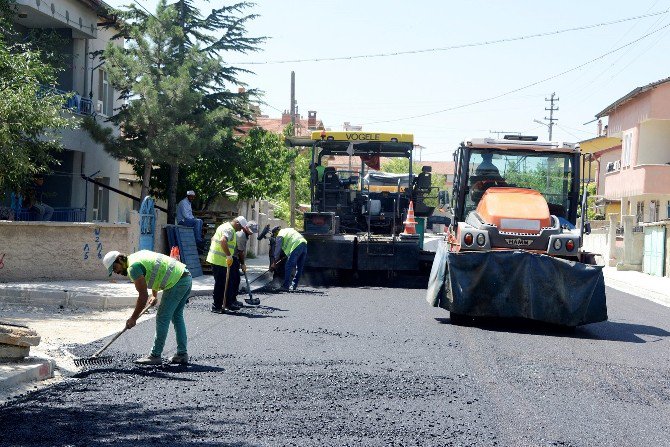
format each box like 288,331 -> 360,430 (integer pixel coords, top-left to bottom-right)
469,153 -> 507,205
322,167 -> 342,211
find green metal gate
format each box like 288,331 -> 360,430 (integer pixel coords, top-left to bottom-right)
643,226 -> 666,277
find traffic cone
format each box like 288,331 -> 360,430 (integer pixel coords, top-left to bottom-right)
402,201 -> 417,235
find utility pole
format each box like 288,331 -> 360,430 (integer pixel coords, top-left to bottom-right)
289,71 -> 296,227
544,92 -> 559,140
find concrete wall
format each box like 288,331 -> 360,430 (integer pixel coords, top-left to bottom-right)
638,120 -> 670,165
0,221 -> 132,282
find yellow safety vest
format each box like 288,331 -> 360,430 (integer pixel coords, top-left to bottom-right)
127,250 -> 186,291
206,222 -> 237,266
279,228 -> 307,255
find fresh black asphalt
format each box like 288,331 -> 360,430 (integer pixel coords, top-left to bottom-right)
1,283 -> 670,446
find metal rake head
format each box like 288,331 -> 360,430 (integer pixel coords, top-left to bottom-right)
73,355 -> 114,367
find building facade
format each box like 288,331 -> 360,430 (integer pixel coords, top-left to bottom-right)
595,78 -> 670,224
11,0 -> 124,223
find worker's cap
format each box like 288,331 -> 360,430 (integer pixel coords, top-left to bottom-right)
246,221 -> 258,234
234,216 -> 249,229
186,190 -> 196,196
102,250 -> 120,277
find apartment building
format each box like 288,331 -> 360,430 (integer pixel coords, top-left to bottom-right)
11,0 -> 124,222
595,77 -> 670,224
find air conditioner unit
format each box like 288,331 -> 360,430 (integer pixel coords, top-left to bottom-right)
606,162 -> 614,173
96,100 -> 103,113
613,160 -> 621,171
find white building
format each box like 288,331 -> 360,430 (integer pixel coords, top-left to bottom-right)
11,0 -> 125,222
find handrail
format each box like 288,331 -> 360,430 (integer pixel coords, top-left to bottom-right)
80,174 -> 167,213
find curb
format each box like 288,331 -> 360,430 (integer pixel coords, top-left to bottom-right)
0,357 -> 54,392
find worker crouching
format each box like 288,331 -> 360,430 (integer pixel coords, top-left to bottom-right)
271,227 -> 308,291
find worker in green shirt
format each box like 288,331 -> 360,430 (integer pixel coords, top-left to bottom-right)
270,226 -> 308,291
103,249 -> 192,365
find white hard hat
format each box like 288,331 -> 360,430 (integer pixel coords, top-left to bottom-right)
103,250 -> 120,276
235,216 -> 249,229
186,190 -> 196,196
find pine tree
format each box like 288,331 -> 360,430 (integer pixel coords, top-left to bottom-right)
85,0 -> 265,222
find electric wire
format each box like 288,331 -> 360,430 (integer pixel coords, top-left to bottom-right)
235,10 -> 670,65
358,22 -> 670,126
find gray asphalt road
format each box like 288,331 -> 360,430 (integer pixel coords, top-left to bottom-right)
1,284 -> 670,446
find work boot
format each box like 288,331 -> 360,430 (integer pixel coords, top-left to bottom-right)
134,354 -> 162,366
170,353 -> 188,365
211,306 -> 224,314
225,302 -> 241,311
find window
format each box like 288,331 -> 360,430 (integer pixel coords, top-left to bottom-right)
622,133 -> 632,167
97,69 -> 113,116
636,201 -> 645,223
650,200 -> 659,222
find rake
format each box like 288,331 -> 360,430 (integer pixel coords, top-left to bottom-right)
73,303 -> 153,367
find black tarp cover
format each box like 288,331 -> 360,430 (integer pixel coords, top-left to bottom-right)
426,241 -> 607,326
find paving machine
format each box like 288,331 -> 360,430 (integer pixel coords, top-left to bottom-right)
426,135 -> 607,327
285,131 -> 441,275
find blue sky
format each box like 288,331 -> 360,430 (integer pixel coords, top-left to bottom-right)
107,0 -> 670,160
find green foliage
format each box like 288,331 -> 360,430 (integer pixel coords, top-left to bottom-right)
0,9 -> 74,194
148,127 -> 290,207
271,149 -> 311,223
88,0 -> 265,220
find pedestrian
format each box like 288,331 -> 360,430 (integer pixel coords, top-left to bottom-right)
102,249 -> 192,365
176,190 -> 204,246
22,175 -> 54,221
270,226 -> 308,291
207,215 -> 250,313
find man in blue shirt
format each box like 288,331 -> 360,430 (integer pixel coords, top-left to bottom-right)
176,190 -> 204,245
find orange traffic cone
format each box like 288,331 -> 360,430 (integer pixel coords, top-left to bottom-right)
402,201 -> 417,235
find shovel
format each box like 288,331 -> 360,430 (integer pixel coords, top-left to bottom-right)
243,270 -> 260,306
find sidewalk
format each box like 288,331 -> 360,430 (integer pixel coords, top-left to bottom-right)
0,256 -> 273,402
601,266 -> 670,308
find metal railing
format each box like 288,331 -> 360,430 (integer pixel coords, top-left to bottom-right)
39,86 -> 94,116
14,207 -> 87,223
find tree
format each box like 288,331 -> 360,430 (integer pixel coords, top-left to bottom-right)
86,0 -> 265,222
0,1 -> 73,196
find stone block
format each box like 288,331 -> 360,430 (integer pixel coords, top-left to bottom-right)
0,324 -> 41,347
0,343 -> 30,360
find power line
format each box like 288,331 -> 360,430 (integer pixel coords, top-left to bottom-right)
359,22 -> 670,126
235,10 -> 669,65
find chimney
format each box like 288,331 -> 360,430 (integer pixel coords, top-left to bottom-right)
238,87 -> 246,94
597,119 -> 602,136
308,111 -> 317,129
282,110 -> 291,125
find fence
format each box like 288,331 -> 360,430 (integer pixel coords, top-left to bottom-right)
14,207 -> 86,223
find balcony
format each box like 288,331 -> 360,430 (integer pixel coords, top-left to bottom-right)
604,164 -> 670,199
40,86 -> 93,116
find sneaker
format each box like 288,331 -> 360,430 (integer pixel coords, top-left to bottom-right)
245,298 -> 261,306
232,300 -> 245,308
211,306 -> 224,314
134,354 -> 162,366
290,284 -> 298,291
170,353 -> 188,365
225,303 -> 241,311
